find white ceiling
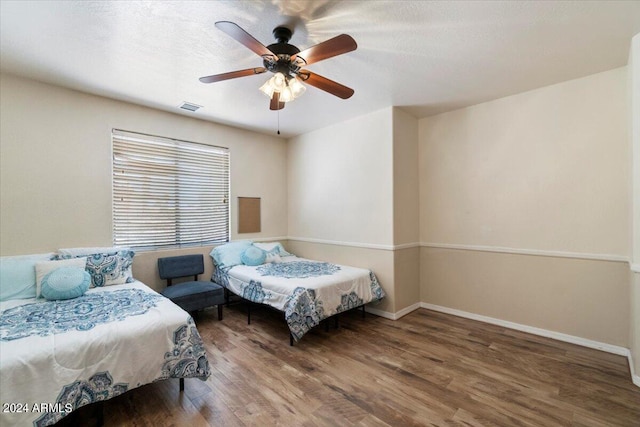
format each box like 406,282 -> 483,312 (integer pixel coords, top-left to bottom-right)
1,1 -> 639,138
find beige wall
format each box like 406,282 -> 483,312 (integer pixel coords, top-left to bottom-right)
0,73 -> 288,290
419,68 -> 629,255
287,107 -> 394,246
421,248 -> 629,346
392,107 -> 419,246
418,67 -> 631,347
287,108 -> 398,311
392,108 -> 421,311
629,33 -> 640,382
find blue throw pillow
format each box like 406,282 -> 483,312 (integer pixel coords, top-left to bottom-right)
41,267 -> 91,301
241,246 -> 266,266
210,241 -> 253,268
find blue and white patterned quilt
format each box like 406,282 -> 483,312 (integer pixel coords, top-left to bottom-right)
212,256 -> 385,341
0,281 -> 210,427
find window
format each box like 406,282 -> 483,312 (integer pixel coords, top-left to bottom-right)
112,129 -> 229,250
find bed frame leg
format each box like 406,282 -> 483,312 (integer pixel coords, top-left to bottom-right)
290,332 -> 294,346
247,302 -> 251,324
362,305 -> 366,318
179,378 -> 184,392
335,316 -> 339,329
96,401 -> 104,427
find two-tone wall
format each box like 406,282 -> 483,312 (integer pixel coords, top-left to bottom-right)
418,67 -> 630,348
0,73 -> 288,292
286,63 -> 636,381
287,107 -> 397,312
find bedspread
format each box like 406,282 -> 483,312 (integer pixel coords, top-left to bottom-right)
213,256 -> 385,341
0,281 -> 210,426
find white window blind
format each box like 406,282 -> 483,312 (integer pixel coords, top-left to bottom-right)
112,129 -> 229,250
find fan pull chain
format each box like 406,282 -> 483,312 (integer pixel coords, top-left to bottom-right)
277,109 -> 280,135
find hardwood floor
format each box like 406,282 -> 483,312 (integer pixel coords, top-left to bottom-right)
61,304 -> 640,426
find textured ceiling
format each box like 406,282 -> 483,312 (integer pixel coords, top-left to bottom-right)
1,1 -> 639,138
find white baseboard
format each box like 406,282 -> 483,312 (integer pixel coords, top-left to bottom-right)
629,352 -> 640,387
420,302 -> 630,356
365,302 -> 420,320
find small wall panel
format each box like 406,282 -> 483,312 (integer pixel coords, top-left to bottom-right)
238,197 -> 261,233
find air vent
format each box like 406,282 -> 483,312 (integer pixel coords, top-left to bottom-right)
179,102 -> 202,112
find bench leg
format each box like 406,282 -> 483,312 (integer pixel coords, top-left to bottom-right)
247,302 -> 251,325
217,304 -> 223,321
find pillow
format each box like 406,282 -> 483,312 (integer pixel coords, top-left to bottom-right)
84,250 -> 135,287
0,253 -> 55,301
253,242 -> 293,258
41,267 -> 90,301
264,252 -> 282,264
36,257 -> 88,298
210,241 -> 253,268
241,246 -> 266,266
57,246 -> 128,258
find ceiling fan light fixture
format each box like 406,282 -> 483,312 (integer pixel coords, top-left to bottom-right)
259,79 -> 275,98
279,85 -> 294,103
259,72 -> 288,99
288,76 -> 306,98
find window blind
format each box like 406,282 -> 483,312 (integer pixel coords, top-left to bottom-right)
112,129 -> 229,250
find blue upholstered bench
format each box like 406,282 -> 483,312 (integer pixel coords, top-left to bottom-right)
158,254 -> 225,320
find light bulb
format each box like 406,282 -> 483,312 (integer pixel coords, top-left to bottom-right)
271,73 -> 286,91
288,77 -> 306,98
259,79 -> 275,98
279,86 -> 294,102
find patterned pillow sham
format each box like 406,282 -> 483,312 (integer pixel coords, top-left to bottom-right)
54,249 -> 135,287
84,250 -> 135,287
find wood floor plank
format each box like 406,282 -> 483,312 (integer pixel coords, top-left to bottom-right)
54,305 -> 639,426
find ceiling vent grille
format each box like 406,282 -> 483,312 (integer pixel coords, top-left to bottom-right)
179,102 -> 202,112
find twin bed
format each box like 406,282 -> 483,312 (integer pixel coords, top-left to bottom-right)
0,250 -> 211,427
211,241 -> 386,343
0,242 -> 384,426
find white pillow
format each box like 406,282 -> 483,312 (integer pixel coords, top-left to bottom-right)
253,242 -> 293,257
35,257 -> 87,298
264,253 -> 282,263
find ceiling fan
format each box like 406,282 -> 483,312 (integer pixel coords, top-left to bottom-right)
199,21 -> 357,111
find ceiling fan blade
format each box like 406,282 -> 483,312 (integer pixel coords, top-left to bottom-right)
270,92 -> 285,110
293,34 -> 357,66
298,71 -> 354,99
215,21 -> 275,58
199,67 -> 266,83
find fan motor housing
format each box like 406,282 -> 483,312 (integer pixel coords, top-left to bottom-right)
264,27 -> 301,75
